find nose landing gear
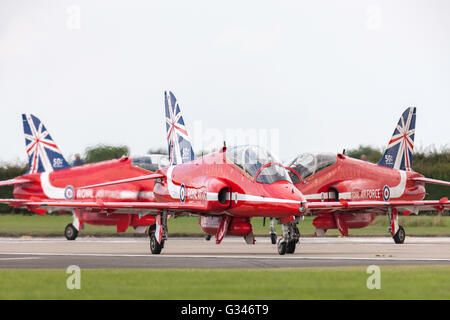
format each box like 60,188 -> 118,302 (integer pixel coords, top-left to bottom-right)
277,218 -> 301,255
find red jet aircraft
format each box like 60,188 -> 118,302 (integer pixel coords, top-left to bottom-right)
0,94 -> 448,255
285,107 -> 450,244
0,114 -> 169,240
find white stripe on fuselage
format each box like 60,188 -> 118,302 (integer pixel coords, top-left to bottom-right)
303,170 -> 407,201
40,172 -> 65,199
166,167 -> 300,205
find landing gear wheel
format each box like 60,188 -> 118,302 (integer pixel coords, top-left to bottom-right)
286,240 -> 296,254
277,239 -> 287,255
148,224 -> 156,236
393,226 -> 405,244
270,233 -> 277,245
205,234 -> 212,241
64,223 -> 78,240
149,233 -> 164,254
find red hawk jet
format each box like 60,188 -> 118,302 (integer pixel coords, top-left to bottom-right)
0,113 -> 168,240
285,107 -> 449,244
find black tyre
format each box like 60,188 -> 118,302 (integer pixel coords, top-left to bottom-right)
149,233 -> 164,254
205,234 -> 212,241
286,240 -> 296,254
277,239 -> 287,255
64,223 -> 78,240
270,233 -> 277,245
393,226 -> 406,244
148,224 -> 156,236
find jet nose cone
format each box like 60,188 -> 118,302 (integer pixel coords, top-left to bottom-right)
287,186 -> 308,214
299,200 -> 308,214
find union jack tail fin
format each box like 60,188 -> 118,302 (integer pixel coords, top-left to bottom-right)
164,91 -> 195,165
377,107 -> 416,171
22,114 -> 71,174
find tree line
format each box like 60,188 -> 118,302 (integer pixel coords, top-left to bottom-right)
0,144 -> 449,213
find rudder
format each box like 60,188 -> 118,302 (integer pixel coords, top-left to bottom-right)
378,107 -> 416,171
164,91 -> 195,165
22,114 -> 71,174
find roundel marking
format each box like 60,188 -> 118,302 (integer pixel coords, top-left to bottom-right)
64,185 -> 75,200
382,185 -> 390,201
180,184 -> 186,203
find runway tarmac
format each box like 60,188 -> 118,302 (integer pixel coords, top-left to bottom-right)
1,236 -> 450,269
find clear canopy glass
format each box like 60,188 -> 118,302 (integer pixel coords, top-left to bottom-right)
287,153 -> 337,182
226,145 -> 292,184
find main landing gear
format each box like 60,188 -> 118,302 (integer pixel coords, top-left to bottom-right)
64,211 -> 82,240
64,223 -> 78,240
149,231 -> 164,254
148,211 -> 168,254
388,208 -> 405,244
277,218 -> 301,255
393,226 -> 406,244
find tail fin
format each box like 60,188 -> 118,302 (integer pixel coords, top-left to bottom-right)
164,91 -> 195,165
22,114 -> 71,174
378,107 -> 416,171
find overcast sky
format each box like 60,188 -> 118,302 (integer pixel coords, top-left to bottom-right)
1,0 -> 449,164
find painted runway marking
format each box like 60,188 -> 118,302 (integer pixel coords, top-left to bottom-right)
1,237 -> 450,244
0,257 -> 40,261
1,252 -> 449,262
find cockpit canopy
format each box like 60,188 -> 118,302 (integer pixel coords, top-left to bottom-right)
132,154 -> 169,172
287,153 -> 337,183
226,145 -> 292,184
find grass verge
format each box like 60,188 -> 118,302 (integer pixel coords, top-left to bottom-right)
0,266 -> 449,299
0,214 -> 449,237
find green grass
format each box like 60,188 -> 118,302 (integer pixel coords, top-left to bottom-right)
0,266 -> 449,299
0,214 -> 449,237
0,214 -> 450,236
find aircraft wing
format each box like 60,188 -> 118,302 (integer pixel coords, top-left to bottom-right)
78,173 -> 165,189
307,197 -> 449,215
411,177 -> 450,187
0,199 -> 210,215
0,199 -> 30,205
0,178 -> 31,187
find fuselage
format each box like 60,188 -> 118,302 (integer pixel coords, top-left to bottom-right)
13,157 -> 161,232
292,154 -> 426,202
14,157 -> 157,203
288,153 -> 426,233
154,149 -> 306,218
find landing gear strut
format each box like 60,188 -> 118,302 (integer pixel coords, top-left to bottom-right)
277,218 -> 301,255
269,218 -> 277,244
